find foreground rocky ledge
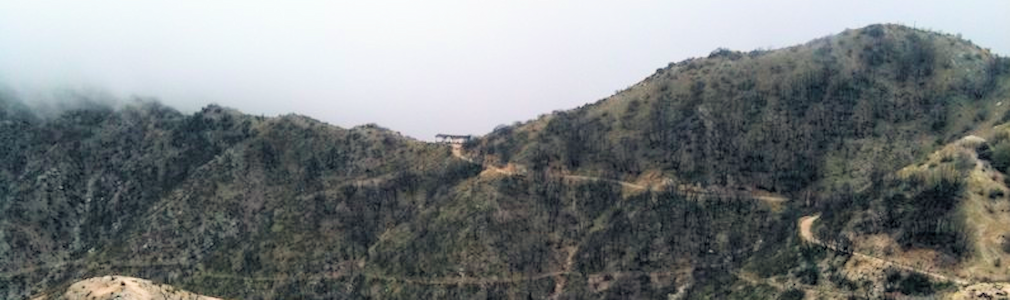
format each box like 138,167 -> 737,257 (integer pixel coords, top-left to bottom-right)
54,276 -> 221,300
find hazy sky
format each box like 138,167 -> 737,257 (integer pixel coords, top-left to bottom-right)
1,1 -> 1007,140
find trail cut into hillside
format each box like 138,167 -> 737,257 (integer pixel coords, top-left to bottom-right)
453,144 -> 789,203
799,215 -> 970,286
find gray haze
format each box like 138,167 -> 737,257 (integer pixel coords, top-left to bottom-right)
1,1 -> 1007,140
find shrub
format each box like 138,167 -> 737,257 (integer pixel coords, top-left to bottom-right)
976,109 -> 990,122
795,266 -> 820,285
800,244 -> 826,263
990,141 -> 1010,173
895,34 -> 935,82
778,289 -> 805,300
884,165 -> 972,257
886,272 -> 936,296
994,130 -> 1010,145
751,246 -> 801,278
829,272 -> 859,291
978,142 -> 993,161
989,188 -> 1005,199
708,47 -> 743,60
863,24 -> 886,38
952,152 -> 976,171
1001,109 -> 1010,124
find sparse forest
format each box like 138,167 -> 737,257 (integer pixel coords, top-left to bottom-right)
2,24 -> 1010,299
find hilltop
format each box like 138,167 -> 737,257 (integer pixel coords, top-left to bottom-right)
1,24 -> 1009,299
474,24 -> 1006,196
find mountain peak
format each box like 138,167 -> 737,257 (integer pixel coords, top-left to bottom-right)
475,24 -> 1007,194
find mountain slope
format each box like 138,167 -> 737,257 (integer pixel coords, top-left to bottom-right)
1,24 -> 1009,299
473,24 -> 1009,196
815,129 -> 1010,281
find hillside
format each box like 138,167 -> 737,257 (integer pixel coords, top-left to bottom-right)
2,24 -> 1009,299
811,128 -> 1010,282
473,24 -> 1008,197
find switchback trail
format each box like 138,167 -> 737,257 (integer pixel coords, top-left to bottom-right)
798,215 -> 970,286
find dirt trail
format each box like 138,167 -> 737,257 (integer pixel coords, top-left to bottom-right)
195,265 -> 684,291
366,270 -> 572,286
558,174 -> 789,204
799,215 -> 970,286
23,256 -> 681,298
198,269 -> 574,286
450,145 -> 789,203
1,260 -> 192,279
14,145 -> 776,297
548,246 -> 580,300
14,215 -> 968,298
0,261 -> 84,278
561,174 -> 648,190
733,271 -> 854,298
450,144 -> 473,163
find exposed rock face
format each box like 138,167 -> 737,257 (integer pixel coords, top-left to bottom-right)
61,276 -> 220,300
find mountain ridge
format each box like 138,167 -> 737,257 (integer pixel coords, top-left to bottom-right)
2,23 -> 1009,299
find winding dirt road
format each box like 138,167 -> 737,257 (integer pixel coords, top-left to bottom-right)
733,270 -> 854,298
14,145 -> 779,297
798,215 -> 970,286
450,145 -> 789,203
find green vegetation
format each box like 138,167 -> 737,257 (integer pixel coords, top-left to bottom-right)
825,153 -> 974,258
475,24 -> 1007,196
795,265 -> 819,285
777,289 -> 805,300
2,24 -> 1009,299
884,269 -> 950,296
986,134 -> 1010,173
748,243 -> 801,278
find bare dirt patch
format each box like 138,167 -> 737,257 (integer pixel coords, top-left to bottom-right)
62,276 -> 221,300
